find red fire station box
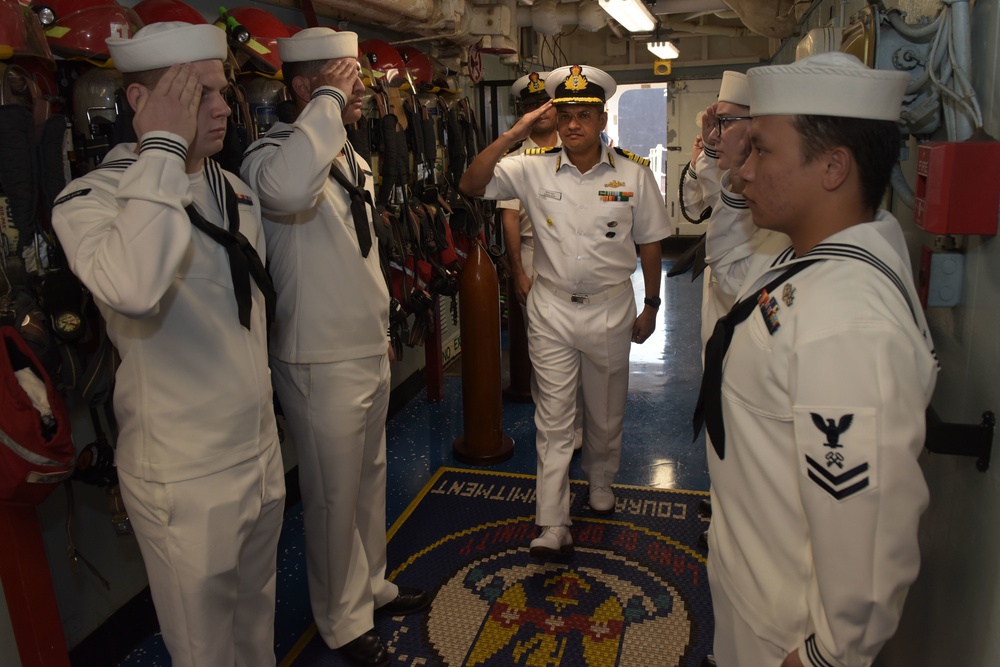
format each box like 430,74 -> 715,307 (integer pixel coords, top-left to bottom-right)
914,142 -> 1000,235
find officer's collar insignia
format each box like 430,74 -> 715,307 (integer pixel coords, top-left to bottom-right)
757,289 -> 781,334
526,72 -> 544,94
782,283 -> 796,306
565,65 -> 587,91
605,179 -> 625,188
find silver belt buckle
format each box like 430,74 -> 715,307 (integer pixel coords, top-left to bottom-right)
571,293 -> 590,304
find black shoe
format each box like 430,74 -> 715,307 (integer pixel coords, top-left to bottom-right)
376,586 -> 433,615
699,498 -> 712,518
698,530 -> 709,551
339,629 -> 389,667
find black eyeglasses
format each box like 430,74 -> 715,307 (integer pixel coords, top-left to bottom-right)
715,115 -> 752,134
556,109 -> 597,124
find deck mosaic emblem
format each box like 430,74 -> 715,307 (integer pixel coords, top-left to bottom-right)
285,467 -> 712,666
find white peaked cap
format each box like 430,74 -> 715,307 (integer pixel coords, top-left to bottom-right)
278,28 -> 358,63
512,71 -> 549,99
107,22 -> 226,73
748,52 -> 909,121
718,71 -> 749,107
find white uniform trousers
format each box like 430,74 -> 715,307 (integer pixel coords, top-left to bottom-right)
118,441 -> 285,667
527,284 -> 635,527
521,241 -> 584,448
707,557 -> 790,666
271,354 -> 398,649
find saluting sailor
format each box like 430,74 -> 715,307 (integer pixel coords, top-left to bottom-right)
51,21 -> 285,667
461,64 -> 672,559
692,52 -> 938,667
240,27 -> 429,667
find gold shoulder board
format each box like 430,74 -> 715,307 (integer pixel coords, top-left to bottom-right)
525,146 -> 562,156
614,147 -> 650,166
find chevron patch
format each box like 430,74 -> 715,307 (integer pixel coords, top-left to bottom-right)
795,406 -> 877,502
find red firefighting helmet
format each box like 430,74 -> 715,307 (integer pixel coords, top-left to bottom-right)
29,0 -> 142,61
397,45 -> 431,87
132,0 -> 206,25
360,38 -> 404,86
222,6 -> 288,76
0,0 -> 55,64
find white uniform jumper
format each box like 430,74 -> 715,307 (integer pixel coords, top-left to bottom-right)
241,85 -> 396,649
484,145 -> 672,527
704,208 -> 938,667
682,145 -> 762,351
52,135 -> 285,667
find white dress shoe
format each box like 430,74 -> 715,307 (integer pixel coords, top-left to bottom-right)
529,525 -> 574,558
588,486 -> 616,514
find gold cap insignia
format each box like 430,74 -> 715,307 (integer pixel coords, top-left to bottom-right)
526,72 -> 544,94
564,65 -> 588,91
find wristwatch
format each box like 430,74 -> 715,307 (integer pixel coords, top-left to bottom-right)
643,297 -> 661,309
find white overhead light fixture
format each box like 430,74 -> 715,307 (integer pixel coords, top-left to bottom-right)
598,0 -> 656,33
647,40 -> 679,59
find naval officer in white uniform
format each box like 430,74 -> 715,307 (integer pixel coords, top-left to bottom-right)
498,71 -> 585,450
461,65 -> 672,559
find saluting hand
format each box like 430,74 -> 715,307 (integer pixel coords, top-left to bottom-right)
132,64 -> 202,147
310,58 -> 362,98
729,133 -> 751,194
701,103 -> 718,148
507,100 -> 554,143
692,134 -> 703,164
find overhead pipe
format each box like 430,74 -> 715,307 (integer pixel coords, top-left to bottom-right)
659,17 -> 752,37
516,0 -> 606,36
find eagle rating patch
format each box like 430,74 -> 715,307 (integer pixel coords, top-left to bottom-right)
794,407 -> 877,502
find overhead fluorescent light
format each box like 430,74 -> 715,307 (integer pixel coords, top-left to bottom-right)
647,40 -> 679,59
598,0 -> 656,33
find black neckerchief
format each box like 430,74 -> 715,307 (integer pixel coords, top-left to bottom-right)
693,259 -> 819,459
185,161 -> 275,330
329,154 -> 374,258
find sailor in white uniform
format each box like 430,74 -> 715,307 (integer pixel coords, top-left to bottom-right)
240,28 -> 429,667
52,22 -> 285,667
693,53 -> 938,667
683,71 -> 757,349
461,65 -> 672,559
